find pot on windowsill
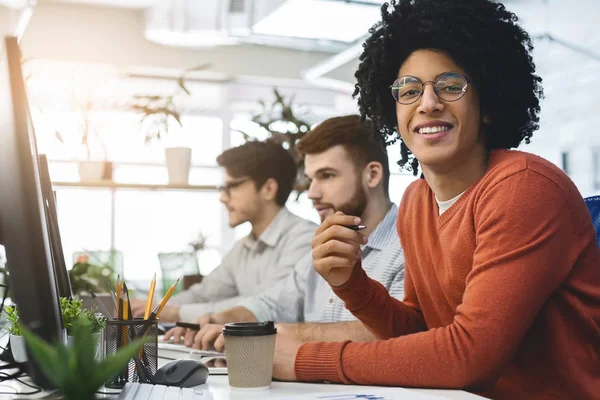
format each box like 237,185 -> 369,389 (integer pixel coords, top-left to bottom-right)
78,161 -> 112,182
164,147 -> 192,185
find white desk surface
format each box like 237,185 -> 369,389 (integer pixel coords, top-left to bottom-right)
0,367 -> 487,400
0,330 -> 485,400
154,375 -> 487,400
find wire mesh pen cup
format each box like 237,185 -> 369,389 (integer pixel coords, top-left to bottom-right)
104,318 -> 158,389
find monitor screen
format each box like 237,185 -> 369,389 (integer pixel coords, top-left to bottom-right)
0,36 -> 64,389
38,154 -> 73,299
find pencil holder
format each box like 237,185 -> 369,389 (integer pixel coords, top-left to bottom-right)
104,318 -> 158,389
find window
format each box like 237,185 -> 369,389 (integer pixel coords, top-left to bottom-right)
561,151 -> 570,175
593,148 -> 600,191
41,111 -> 227,283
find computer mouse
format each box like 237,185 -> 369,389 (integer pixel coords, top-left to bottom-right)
153,359 -> 209,388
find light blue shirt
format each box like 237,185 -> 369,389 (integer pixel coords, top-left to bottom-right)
240,204 -> 404,323
171,208 -> 317,321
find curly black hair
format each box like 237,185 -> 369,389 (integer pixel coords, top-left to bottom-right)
353,0 -> 544,175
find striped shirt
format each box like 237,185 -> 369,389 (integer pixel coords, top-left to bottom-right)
240,204 -> 404,323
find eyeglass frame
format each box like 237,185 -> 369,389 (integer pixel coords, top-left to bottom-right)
390,72 -> 471,105
218,178 -> 252,197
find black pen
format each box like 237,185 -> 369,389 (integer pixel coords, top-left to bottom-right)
176,322 -> 201,330
347,225 -> 367,231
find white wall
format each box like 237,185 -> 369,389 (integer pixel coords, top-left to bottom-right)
21,0 -> 600,200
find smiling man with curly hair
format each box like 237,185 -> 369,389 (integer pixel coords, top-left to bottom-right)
270,1 -> 600,399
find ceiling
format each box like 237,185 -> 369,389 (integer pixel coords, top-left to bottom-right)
22,0 -> 600,109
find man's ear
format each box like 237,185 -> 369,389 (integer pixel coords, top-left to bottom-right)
261,178 -> 279,202
364,162 -> 383,189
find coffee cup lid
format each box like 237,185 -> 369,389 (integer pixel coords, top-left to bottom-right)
222,321 -> 277,337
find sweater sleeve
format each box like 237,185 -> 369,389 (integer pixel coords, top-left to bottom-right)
295,171 -> 578,388
326,262 -> 427,340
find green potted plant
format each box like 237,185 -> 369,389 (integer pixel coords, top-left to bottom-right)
76,102 -> 111,182
131,63 -> 211,185
22,317 -> 147,400
60,297 -> 106,358
133,94 -> 190,184
235,88 -> 312,197
158,231 -> 207,296
4,306 -> 27,363
69,253 -> 117,297
4,299 -> 107,363
51,101 -> 110,182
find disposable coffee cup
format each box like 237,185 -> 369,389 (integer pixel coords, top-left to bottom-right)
223,321 -> 277,391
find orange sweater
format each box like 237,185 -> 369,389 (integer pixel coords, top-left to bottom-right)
295,150 -> 600,399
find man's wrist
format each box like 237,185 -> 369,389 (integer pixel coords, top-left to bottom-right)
293,323 -> 317,342
210,312 -> 227,324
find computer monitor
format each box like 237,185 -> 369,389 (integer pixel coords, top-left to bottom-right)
38,154 -> 73,299
0,36 -> 64,389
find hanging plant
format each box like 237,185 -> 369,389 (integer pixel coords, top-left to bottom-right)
235,88 -> 312,197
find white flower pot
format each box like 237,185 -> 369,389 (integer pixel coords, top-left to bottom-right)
67,332 -> 102,359
78,161 -> 106,181
165,147 -> 192,185
10,334 -> 27,363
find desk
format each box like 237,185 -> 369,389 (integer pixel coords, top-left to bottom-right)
0,367 -> 487,400
164,375 -> 488,400
0,329 -> 485,400
0,328 -> 486,399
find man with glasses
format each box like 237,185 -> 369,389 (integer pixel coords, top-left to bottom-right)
131,140 -> 317,322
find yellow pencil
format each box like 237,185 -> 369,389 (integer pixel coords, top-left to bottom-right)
144,273 -> 156,320
115,274 -> 122,314
155,278 -> 180,319
122,294 -> 129,321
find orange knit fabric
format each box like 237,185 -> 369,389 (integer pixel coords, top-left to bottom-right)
295,150 -> 600,399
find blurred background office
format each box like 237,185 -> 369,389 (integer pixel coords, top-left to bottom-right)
0,0 -> 598,293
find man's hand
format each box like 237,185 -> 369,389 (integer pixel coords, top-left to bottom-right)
162,313 -> 216,346
192,324 -> 225,351
131,299 -> 155,318
312,212 -> 367,287
272,324 -> 302,381
163,326 -> 186,344
155,306 -> 180,322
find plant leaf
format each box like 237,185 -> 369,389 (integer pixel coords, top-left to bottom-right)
177,78 -> 192,96
73,319 -> 97,383
91,338 -> 148,390
185,63 -> 211,73
21,328 -> 60,387
167,109 -> 183,127
51,341 -> 71,389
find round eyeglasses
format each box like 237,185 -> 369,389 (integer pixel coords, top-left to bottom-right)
391,72 -> 470,105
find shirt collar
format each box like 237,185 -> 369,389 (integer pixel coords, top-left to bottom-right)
365,203 -> 398,251
243,207 -> 291,249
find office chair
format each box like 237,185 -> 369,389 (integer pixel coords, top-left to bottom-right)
584,195 -> 600,245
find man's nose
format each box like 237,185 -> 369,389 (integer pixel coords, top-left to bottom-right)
417,84 -> 444,114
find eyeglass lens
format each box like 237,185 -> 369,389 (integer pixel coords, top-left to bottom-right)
391,72 -> 468,104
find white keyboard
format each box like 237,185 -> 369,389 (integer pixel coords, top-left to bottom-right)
158,336 -> 224,357
118,382 -> 211,400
